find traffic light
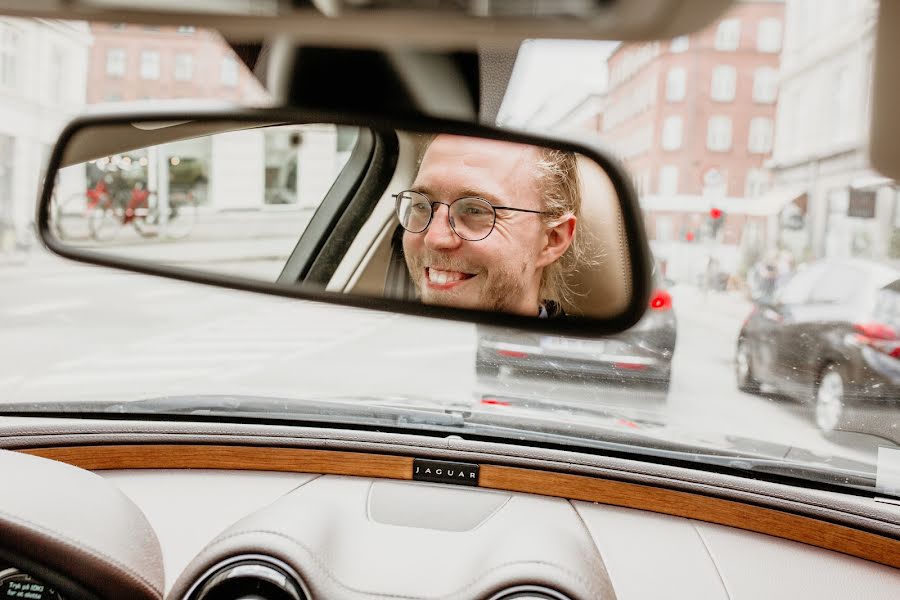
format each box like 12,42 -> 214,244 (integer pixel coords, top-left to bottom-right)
708,207 -> 725,239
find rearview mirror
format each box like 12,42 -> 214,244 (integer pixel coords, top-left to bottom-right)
38,107 -> 652,336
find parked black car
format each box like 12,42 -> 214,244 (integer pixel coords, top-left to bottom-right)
476,269 -> 677,392
736,259 -> 900,441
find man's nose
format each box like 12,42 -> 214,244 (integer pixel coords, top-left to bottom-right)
423,203 -> 462,250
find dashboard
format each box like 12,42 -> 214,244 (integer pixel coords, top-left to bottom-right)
0,418 -> 898,600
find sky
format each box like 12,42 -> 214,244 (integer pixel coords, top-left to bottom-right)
497,39 -> 619,128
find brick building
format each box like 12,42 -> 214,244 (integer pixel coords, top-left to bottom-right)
596,1 -> 785,278
86,23 -> 267,104
603,1 -> 783,200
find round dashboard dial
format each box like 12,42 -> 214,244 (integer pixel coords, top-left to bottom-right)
0,568 -> 65,600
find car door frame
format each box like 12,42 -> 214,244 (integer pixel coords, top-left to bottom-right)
277,127 -> 399,286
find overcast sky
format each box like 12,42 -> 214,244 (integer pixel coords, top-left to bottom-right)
497,39 -> 618,127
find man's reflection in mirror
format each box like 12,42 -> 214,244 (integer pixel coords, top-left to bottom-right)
397,135 -> 583,317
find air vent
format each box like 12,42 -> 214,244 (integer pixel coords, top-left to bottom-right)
188,556 -> 307,600
488,586 -> 573,600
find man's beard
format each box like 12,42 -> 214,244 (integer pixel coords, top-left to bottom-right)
404,251 -> 531,313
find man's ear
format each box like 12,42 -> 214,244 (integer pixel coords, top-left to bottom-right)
536,215 -> 576,268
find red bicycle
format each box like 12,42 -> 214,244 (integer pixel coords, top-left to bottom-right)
53,181 -> 198,242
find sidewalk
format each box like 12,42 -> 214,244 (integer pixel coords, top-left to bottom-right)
0,244 -> 113,278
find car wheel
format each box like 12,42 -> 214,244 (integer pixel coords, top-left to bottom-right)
736,338 -> 760,394
814,364 -> 845,436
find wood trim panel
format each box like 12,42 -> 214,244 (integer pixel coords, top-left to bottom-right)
20,444 -> 900,570
21,445 -> 413,479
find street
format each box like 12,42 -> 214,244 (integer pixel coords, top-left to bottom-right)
0,245 -> 889,469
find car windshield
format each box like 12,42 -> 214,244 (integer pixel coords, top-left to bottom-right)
2,1 -> 899,499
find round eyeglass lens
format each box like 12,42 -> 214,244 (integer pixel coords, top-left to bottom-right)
396,191 -> 432,233
450,197 -> 495,241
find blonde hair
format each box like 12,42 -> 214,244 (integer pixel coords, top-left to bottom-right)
534,148 -> 590,309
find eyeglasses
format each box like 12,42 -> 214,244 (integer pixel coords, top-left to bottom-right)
393,190 -> 547,241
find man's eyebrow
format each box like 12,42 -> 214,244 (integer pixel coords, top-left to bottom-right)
460,188 -> 502,203
408,184 -> 508,207
408,184 -> 432,196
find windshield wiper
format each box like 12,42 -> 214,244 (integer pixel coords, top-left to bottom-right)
0,395 -> 883,496
0,395 -> 466,428
456,413 -> 879,493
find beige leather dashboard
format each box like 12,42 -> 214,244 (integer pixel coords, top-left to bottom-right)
1,418 -> 899,600
101,468 -> 900,600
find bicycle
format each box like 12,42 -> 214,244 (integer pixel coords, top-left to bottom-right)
87,184 -> 199,241
50,180 -> 111,241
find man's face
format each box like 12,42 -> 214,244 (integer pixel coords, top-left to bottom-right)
402,135 -> 558,315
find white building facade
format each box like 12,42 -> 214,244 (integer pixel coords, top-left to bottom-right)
770,0 -> 898,261
0,18 -> 91,251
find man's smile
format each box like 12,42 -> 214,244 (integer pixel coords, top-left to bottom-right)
425,267 -> 476,290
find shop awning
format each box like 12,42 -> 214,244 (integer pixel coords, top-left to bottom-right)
640,186 -> 807,217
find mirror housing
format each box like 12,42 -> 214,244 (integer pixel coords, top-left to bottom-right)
37,105 -> 653,337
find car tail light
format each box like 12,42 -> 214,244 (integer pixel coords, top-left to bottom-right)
852,322 -> 900,359
614,362 -> 648,371
481,398 -> 510,406
649,289 -> 672,311
854,322 -> 897,340
497,349 -> 528,358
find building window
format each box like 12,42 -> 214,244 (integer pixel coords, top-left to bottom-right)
666,67 -> 686,102
221,56 -> 239,87
752,67 -> 778,103
48,45 -> 65,105
757,18 -> 782,53
177,26 -> 196,34
715,19 -> 741,51
174,53 -> 193,81
744,168 -> 769,198
707,116 -> 732,151
748,117 -> 773,153
703,169 -> 728,197
105,48 -> 126,78
670,36 -> 689,53
661,117 -> 683,151
710,65 -> 736,102
834,66 -> 853,143
0,25 -> 20,89
659,165 -> 679,195
139,51 -> 160,80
